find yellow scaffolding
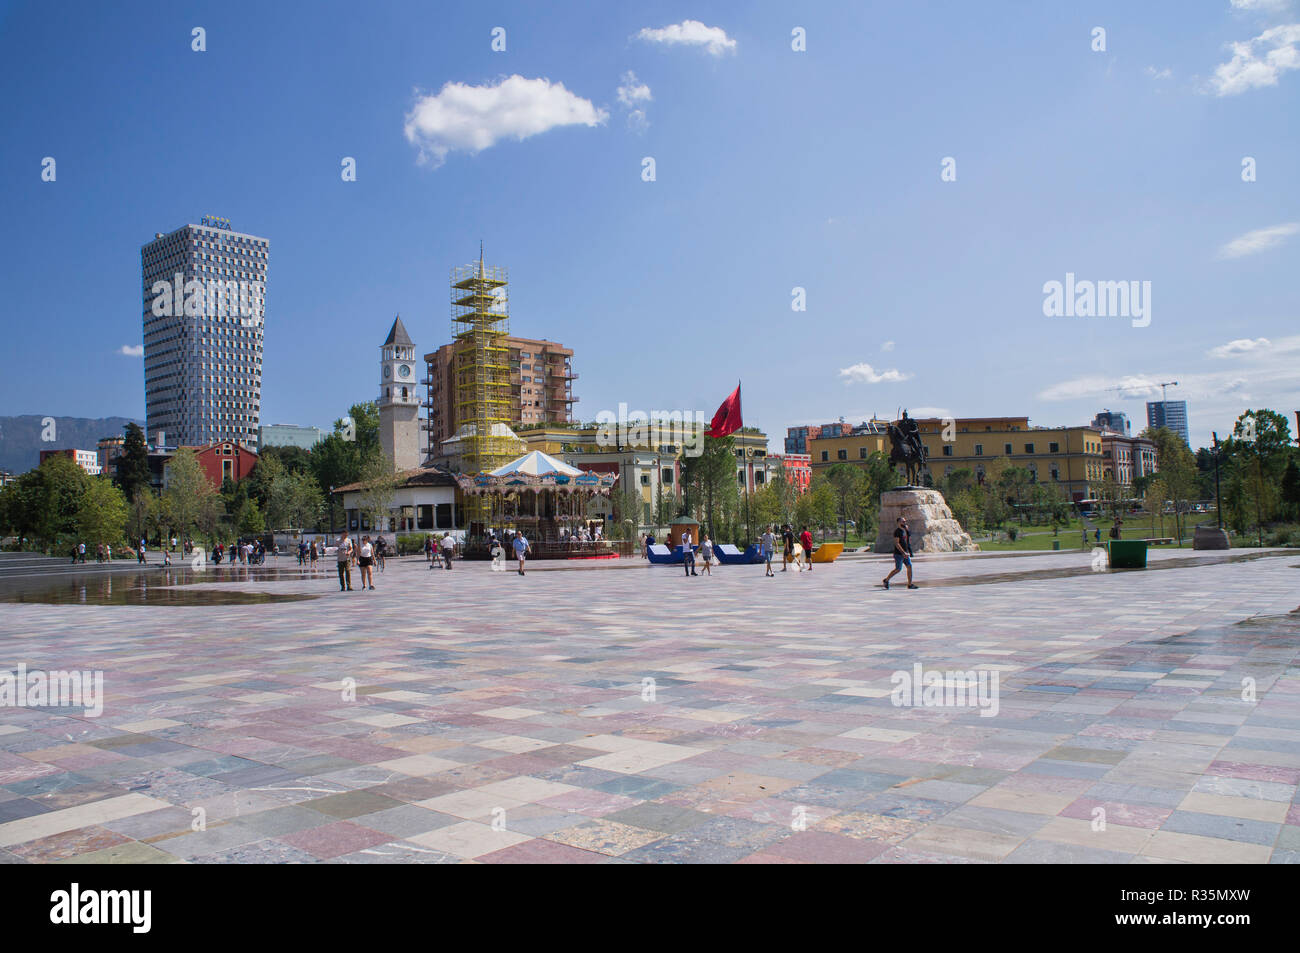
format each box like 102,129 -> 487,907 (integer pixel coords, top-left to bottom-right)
451,254 -> 514,484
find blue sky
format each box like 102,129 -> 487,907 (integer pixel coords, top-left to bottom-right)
1,0 -> 1297,452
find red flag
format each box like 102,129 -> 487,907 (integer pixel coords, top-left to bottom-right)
707,384 -> 743,439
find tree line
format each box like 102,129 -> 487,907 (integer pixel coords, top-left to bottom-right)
0,401 -> 395,554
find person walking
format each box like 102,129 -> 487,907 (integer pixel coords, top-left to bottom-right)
781,525 -> 795,571
762,526 -> 775,577
698,534 -> 714,576
513,531 -> 531,575
441,533 -> 455,570
358,535 -> 375,590
680,528 -> 697,577
883,516 -> 918,590
336,530 -> 355,591
799,526 -> 814,571
137,540 -> 147,564
374,535 -> 386,573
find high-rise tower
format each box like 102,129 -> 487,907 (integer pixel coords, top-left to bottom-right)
141,217 -> 268,450
378,315 -> 421,472
451,250 -> 514,476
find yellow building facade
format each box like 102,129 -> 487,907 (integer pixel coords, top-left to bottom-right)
809,416 -> 1105,500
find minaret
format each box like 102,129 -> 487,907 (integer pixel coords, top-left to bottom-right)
378,315 -> 420,472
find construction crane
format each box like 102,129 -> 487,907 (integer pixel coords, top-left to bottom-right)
1156,380 -> 1179,403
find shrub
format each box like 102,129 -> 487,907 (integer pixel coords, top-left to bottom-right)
1007,525 -> 1018,542
1264,524 -> 1300,547
396,533 -> 427,555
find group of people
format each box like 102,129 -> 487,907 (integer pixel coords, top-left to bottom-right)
559,525 -> 601,544
210,539 -> 269,565
423,534 -> 458,570
756,525 -> 816,577
487,530 -> 532,575
334,530 -> 383,591
71,538 -> 152,565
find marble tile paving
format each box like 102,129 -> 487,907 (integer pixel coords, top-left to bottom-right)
1,548 -> 1298,864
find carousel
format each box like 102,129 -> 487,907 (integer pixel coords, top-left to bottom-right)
455,450 -> 621,559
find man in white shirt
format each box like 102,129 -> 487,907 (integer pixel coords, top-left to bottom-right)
680,529 -> 696,577
440,533 -> 455,570
336,531 -> 354,591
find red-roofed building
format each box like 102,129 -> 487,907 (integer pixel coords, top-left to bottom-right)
187,441 -> 259,488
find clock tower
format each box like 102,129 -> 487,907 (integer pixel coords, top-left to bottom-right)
378,315 -> 421,472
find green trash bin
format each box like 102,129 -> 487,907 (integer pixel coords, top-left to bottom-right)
1052,540 -> 1060,551
1107,539 -> 1148,569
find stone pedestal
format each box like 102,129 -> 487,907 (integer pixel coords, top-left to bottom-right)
1192,525 -> 1230,550
873,487 -> 978,554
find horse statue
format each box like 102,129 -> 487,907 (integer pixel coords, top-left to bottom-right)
887,411 -> 927,487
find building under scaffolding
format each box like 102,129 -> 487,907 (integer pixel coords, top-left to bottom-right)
451,251 -> 515,488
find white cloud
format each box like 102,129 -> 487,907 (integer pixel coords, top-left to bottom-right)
1207,337 -> 1272,357
1218,222 -> 1299,258
1146,66 -> 1173,79
616,71 -> 651,132
881,340 -> 895,352
1230,0 -> 1290,12
404,75 -> 607,167
1209,23 -> 1300,96
118,344 -> 143,357
839,362 -> 911,385
907,406 -> 951,419
617,71 -> 651,107
636,20 -> 737,56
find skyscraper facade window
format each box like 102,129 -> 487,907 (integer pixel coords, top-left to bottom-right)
1146,400 -> 1189,445
141,217 -> 268,451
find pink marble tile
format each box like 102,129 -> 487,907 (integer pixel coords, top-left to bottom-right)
1059,797 -> 1171,829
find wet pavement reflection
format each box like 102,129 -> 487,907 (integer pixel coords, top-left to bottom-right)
0,565 -> 329,606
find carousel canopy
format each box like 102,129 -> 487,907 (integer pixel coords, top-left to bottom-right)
490,450 -> 584,478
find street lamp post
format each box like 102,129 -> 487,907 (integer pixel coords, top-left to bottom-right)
1212,432 -> 1223,531
742,447 -> 752,546
328,485 -> 335,537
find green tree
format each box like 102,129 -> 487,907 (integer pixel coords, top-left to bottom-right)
1143,426 -> 1197,544
681,435 -> 737,539
1281,459 -> 1300,522
999,467 -> 1032,524
32,455 -> 88,549
1144,476 -> 1168,538
310,404 -> 379,527
1232,409 -> 1293,543
128,488 -> 154,542
77,479 -> 128,546
114,422 -> 151,502
258,443 -> 315,475
824,463 -> 867,543
236,499 -> 266,537
164,448 -> 219,542
613,484 -> 645,532
355,451 -> 400,534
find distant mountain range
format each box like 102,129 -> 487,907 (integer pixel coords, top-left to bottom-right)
0,415 -> 143,475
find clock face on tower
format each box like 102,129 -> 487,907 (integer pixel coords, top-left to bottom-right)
398,364 -> 411,378
383,365 -> 391,379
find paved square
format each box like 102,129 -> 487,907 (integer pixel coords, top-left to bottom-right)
1,548 -> 1298,863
